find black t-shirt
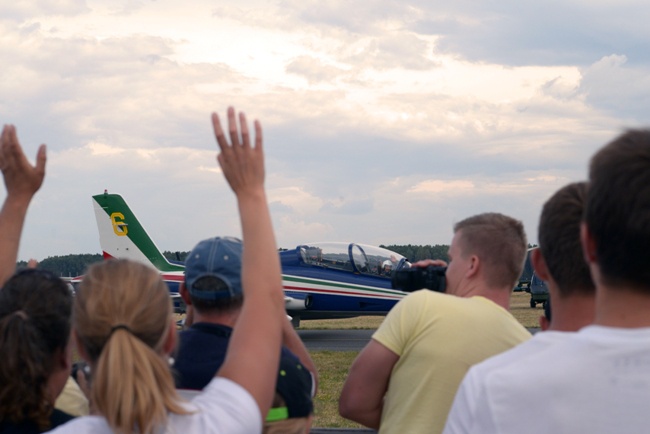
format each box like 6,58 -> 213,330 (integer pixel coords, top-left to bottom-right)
173,322 -> 314,417
0,409 -> 75,433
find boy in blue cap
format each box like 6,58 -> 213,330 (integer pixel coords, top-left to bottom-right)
174,236 -> 317,433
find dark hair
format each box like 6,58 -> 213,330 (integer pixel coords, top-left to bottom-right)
586,129 -> 650,290
0,269 -> 72,430
454,213 -> 527,289
189,276 -> 243,313
539,182 -> 594,296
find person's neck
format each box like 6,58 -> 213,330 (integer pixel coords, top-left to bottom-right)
595,284 -> 650,328
193,310 -> 239,328
46,365 -> 69,409
548,293 -> 596,332
461,283 -> 512,310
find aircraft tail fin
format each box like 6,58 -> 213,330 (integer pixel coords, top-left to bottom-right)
92,191 -> 184,273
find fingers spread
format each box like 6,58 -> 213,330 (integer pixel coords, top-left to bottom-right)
212,107 -> 266,195
239,112 -> 250,149
211,113 -> 229,152
35,144 -> 47,175
227,107 -> 240,146
3,125 -> 22,168
254,120 -> 263,151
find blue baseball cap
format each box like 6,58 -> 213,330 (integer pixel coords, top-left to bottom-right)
184,237 -> 243,300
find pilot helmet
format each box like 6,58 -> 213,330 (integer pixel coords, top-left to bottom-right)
382,260 -> 393,270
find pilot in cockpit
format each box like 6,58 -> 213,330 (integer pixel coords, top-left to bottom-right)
381,260 -> 394,276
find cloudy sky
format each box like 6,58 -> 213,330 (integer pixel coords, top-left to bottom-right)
1,0 -> 648,261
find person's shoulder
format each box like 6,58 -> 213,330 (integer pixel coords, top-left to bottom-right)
46,416 -> 110,433
50,409 -> 76,427
187,377 -> 263,432
401,288 -> 452,304
470,331 -> 570,380
280,345 -> 299,359
181,322 -> 233,341
485,331 -> 582,390
579,324 -> 650,341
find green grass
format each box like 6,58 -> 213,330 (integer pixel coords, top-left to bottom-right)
509,291 -> 544,328
311,351 -> 364,429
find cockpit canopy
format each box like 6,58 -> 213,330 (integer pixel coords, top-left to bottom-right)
298,242 -> 411,277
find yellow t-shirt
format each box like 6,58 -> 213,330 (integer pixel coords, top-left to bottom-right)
55,376 -> 90,417
373,290 -> 531,434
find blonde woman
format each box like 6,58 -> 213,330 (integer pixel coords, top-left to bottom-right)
49,107 -> 285,434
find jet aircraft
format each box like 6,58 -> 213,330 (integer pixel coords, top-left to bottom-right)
92,191 -> 411,326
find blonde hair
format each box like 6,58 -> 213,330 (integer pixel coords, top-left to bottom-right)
454,212 -> 527,289
74,259 -> 188,434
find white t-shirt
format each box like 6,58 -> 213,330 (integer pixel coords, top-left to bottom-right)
46,377 -> 262,434
468,325 -> 650,434
443,331 -> 569,434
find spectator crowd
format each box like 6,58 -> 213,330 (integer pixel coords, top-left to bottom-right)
0,110 -> 648,434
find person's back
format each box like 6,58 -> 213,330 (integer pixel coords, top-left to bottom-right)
464,130 -> 650,434
175,322 -> 231,390
375,289 -> 529,434
0,269 -> 75,433
339,212 -> 531,434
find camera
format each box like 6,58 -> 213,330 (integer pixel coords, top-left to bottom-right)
391,266 -> 447,293
71,361 -> 91,385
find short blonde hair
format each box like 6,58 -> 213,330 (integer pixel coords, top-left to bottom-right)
454,212 -> 527,289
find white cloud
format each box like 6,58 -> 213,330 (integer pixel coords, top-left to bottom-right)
577,54 -> 650,121
409,179 -> 475,194
1,0 -> 648,261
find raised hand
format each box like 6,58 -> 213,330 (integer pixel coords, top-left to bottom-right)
208,107 -> 285,419
0,125 -> 46,202
0,125 -> 47,286
211,107 -> 264,196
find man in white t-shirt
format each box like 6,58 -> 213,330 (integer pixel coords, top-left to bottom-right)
461,129 -> 650,434
339,213 -> 532,434
443,182 -> 596,434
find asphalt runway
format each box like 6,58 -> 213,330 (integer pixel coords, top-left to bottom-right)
297,329 -> 374,352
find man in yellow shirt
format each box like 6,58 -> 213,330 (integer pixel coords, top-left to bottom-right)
339,213 -> 531,434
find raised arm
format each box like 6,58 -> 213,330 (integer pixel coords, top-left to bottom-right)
282,317 -> 319,395
0,125 -> 46,286
212,108 -> 285,420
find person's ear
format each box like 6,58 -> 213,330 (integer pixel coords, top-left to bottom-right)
539,315 -> 550,331
531,248 -> 551,281
581,222 -> 597,264
466,255 -> 479,278
179,282 -> 192,306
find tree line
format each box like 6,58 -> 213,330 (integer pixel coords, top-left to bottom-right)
16,244 -> 540,279
16,246 -> 454,277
